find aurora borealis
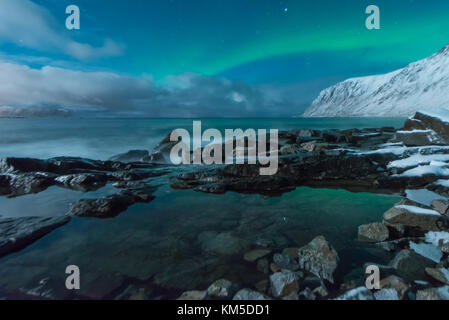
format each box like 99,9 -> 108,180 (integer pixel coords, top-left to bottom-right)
2,0 -> 449,116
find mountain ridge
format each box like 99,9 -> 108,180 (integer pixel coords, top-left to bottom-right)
304,44 -> 449,117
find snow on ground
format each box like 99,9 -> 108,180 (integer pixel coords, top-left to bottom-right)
394,164 -> 449,178
425,231 -> 449,246
406,189 -> 447,206
395,205 -> 441,216
434,179 -> 449,187
409,241 -> 443,263
388,154 -> 449,169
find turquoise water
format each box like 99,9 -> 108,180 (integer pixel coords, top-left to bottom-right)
0,117 -> 404,299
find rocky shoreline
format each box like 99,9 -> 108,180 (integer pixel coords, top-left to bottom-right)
2,111 -> 449,299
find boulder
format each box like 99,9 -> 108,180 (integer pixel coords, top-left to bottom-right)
432,199 -> 449,216
55,173 -> 108,192
425,267 -> 449,285
405,112 -> 449,144
273,253 -> 299,271
297,236 -> 340,286
379,275 -> 409,300
383,205 -> 443,232
394,130 -> 440,147
358,222 -> 389,242
0,216 -> 70,258
269,270 -> 300,298
389,249 -> 435,282
233,289 -> 270,300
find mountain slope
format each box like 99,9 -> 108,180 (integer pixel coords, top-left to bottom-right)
304,45 -> 449,117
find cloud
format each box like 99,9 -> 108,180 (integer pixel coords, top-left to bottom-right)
0,60 -> 307,117
0,0 -> 123,60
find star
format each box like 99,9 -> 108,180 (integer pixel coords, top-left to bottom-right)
284,8 -> 288,12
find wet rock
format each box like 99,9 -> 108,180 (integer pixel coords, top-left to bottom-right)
233,289 -> 270,300
358,222 -> 389,242
0,216 -> 70,258
55,173 -> 108,191
389,249 -> 435,282
68,191 -> 154,219
207,279 -> 237,298
109,150 -> 150,163
432,199 -> 449,216
416,286 -> 449,300
374,288 -> 399,300
335,287 -> 374,300
297,236 -> 340,286
425,267 -> 449,285
282,247 -> 300,260
177,290 -> 207,300
0,173 -> 54,197
379,275 -> 409,300
269,270 -> 300,298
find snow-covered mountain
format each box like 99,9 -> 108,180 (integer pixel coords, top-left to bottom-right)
304,45 -> 449,117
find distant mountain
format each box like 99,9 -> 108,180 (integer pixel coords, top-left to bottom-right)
304,45 -> 449,117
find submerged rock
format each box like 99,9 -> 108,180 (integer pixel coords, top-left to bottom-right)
0,216 -> 70,258
358,222 -> 389,242
269,270 -> 300,298
297,236 -> 340,286
207,279 -> 237,299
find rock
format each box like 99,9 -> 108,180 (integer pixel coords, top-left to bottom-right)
0,216 -> 70,258
379,275 -> 409,300
243,249 -> 272,262
177,290 -> 207,300
432,199 -> 449,215
256,258 -> 269,274
273,253 -> 299,271
0,173 -> 54,197
376,237 -> 424,252
254,280 -> 269,293
282,292 -> 299,300
270,263 -> 280,273
409,241 -> 443,263
416,286 -> 449,300
198,231 -> 250,256
280,145 -> 299,155
312,286 -> 329,298
407,112 -> 449,144
114,285 -> 153,300
358,222 -> 390,242
335,287 -> 374,300
298,287 -> 316,300
394,130 -> 440,147
233,289 -> 270,300
109,150 -> 150,163
282,247 -> 300,260
300,141 -> 329,152
68,191 -> 154,219
425,267 -> 449,285
389,249 -> 435,282
55,173 -> 108,191
383,205 -> 443,232
269,270 -> 300,298
297,236 -> 340,286
374,288 -> 399,300
207,279 -> 236,298
383,221 -> 406,239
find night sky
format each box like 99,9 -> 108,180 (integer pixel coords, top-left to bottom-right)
1,0 -> 449,117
